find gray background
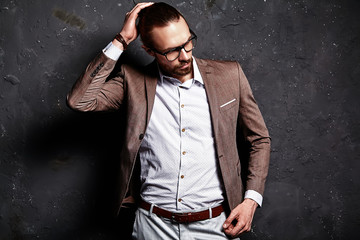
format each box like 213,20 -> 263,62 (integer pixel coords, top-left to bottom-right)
1,0 -> 359,239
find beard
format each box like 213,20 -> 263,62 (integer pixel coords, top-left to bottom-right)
159,57 -> 193,79
173,58 -> 193,76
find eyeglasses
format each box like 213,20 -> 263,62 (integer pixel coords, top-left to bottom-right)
149,30 -> 197,62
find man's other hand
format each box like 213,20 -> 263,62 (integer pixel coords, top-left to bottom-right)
222,198 -> 258,238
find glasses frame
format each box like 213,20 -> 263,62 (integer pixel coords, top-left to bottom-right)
149,29 -> 197,62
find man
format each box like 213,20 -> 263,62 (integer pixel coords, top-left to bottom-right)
67,2 -> 270,239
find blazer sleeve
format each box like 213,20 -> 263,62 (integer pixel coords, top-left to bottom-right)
236,62 -> 271,196
66,52 -> 126,112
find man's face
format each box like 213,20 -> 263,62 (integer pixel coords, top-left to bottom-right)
146,17 -> 193,82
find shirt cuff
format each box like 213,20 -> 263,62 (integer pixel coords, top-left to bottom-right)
102,42 -> 123,61
244,190 -> 263,207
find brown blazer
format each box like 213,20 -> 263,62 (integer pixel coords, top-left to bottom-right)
67,52 -> 271,214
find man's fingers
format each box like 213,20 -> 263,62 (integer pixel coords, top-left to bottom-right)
126,2 -> 154,25
121,2 -> 154,43
126,2 -> 150,21
129,2 -> 153,15
223,211 -> 240,237
223,205 -> 254,237
225,219 -> 246,237
237,221 -> 250,235
223,200 -> 257,237
222,213 -> 236,229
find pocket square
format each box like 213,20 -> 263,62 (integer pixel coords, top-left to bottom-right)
220,98 -> 236,108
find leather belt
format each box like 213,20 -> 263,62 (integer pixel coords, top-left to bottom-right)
139,200 -> 224,223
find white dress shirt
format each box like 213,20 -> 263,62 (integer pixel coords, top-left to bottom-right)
103,42 -> 263,209
139,60 -> 225,212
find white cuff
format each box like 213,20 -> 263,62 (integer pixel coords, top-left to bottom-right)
102,42 -> 123,61
244,190 -> 263,207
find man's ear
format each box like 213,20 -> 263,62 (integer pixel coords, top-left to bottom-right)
142,45 -> 155,57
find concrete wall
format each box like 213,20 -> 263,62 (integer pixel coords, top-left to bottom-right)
1,0 -> 359,239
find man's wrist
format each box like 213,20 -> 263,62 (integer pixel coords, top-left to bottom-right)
243,198 -> 258,208
114,33 -> 128,50
112,39 -> 125,51
244,190 -> 263,207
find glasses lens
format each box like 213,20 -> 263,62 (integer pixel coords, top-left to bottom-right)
184,38 -> 196,52
165,37 -> 197,61
166,50 -> 180,61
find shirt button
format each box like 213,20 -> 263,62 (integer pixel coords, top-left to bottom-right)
181,175 -> 184,179
182,151 -> 186,155
182,128 -> 185,132
178,198 -> 182,202
181,104 -> 185,108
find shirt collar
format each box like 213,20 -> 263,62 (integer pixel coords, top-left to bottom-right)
158,57 -> 204,87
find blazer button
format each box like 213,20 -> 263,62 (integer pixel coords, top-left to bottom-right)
139,134 -> 144,140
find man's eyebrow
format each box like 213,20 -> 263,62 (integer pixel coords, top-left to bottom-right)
161,35 -> 193,52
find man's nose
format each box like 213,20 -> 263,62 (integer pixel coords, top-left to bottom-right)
178,48 -> 190,61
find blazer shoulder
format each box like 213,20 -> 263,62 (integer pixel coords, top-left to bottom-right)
196,58 -> 242,81
196,57 -> 238,65
196,58 -> 240,72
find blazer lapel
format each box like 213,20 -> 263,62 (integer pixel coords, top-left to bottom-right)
144,61 -> 159,125
196,58 -> 220,146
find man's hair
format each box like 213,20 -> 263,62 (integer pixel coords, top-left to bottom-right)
138,2 -> 187,48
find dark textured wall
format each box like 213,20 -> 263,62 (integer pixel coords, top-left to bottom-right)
1,0 -> 359,239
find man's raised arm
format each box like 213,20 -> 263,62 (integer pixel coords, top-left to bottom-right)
66,2 -> 153,112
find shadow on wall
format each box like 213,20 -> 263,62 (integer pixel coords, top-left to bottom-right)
20,55 -> 148,239
23,110 -> 136,239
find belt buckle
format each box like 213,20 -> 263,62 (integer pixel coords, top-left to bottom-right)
171,212 -> 192,223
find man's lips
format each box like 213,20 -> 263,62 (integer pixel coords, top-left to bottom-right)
179,62 -> 190,69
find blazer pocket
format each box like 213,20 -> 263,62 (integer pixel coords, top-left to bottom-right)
220,98 -> 237,111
